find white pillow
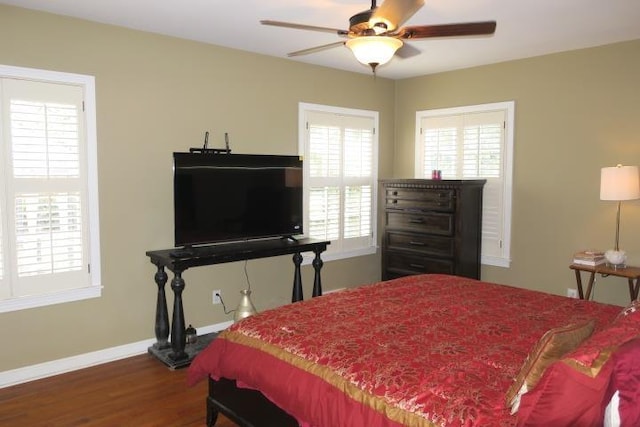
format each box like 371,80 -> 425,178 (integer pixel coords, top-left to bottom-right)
603,390 -> 621,427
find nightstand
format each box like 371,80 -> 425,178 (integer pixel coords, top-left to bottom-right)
569,263 -> 640,301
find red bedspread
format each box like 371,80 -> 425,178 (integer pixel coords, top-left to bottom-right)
188,274 -> 620,427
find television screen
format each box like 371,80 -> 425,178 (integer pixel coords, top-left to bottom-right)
173,153 -> 303,247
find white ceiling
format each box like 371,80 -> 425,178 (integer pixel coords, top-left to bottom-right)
3,0 -> 640,79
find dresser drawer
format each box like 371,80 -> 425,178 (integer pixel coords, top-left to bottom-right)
385,211 -> 454,236
385,231 -> 454,257
385,251 -> 455,276
385,188 -> 455,212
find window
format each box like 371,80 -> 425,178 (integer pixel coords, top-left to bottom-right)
0,65 -> 100,312
299,103 -> 378,261
415,101 -> 514,267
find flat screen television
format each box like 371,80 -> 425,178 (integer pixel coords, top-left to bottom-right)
173,152 -> 303,247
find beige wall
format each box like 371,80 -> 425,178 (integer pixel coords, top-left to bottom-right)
1,4 -> 639,373
0,6 -> 391,371
395,40 -> 640,306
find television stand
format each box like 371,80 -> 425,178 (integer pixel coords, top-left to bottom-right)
168,246 -> 194,258
145,238 -> 330,368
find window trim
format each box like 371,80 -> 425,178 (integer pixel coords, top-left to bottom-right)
0,64 -> 101,313
415,101 -> 514,268
298,102 -> 378,263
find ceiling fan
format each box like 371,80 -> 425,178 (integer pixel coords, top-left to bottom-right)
261,0 -> 496,73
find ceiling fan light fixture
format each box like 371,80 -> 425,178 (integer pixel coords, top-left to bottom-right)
346,36 -> 403,71
369,18 -> 393,33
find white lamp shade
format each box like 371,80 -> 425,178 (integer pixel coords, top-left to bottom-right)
346,36 -> 403,67
600,165 -> 640,201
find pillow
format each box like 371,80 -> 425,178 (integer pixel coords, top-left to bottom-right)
517,304 -> 640,427
505,319 -> 595,412
602,338 -> 640,427
567,300 -> 640,370
516,352 -> 613,426
604,391 -> 621,427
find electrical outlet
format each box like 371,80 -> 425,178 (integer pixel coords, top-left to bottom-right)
567,288 -> 578,298
212,290 -> 222,304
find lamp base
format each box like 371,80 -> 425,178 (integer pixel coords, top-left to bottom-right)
233,289 -> 258,322
604,249 -> 627,270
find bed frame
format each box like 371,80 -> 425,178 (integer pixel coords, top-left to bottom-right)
206,377 -> 298,427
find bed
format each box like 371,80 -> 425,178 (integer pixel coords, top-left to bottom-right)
187,274 -> 640,426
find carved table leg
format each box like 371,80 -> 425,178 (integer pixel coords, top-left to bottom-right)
169,270 -> 188,361
152,264 -> 170,350
292,252 -> 303,302
312,249 -> 324,297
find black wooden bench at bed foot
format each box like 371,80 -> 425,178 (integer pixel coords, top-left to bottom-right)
207,377 -> 298,427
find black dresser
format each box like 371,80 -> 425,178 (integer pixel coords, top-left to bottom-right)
381,179 -> 486,280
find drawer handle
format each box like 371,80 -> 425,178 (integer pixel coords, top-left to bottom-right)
408,218 -> 424,224
409,241 -> 426,246
409,263 -> 425,269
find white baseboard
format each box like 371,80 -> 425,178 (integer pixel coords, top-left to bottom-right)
0,320 -> 232,389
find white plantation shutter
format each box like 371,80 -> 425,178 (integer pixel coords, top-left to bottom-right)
301,104 -> 378,259
422,115 -> 459,177
309,186 -> 340,240
11,100 -> 81,178
461,112 -> 504,261
416,102 -> 514,267
15,193 -> 83,277
0,65 -> 100,311
344,185 -> 371,239
308,119 -> 341,242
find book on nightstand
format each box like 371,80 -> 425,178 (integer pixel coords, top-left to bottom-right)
572,250 -> 606,266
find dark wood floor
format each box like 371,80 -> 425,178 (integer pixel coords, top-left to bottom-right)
0,354 -> 237,426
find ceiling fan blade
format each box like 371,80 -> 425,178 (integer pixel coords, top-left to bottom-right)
398,21 -> 496,39
371,0 -> 425,31
287,41 -> 346,57
395,43 -> 421,59
261,20 -> 349,36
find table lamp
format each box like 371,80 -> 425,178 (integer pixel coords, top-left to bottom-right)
600,164 -> 640,269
